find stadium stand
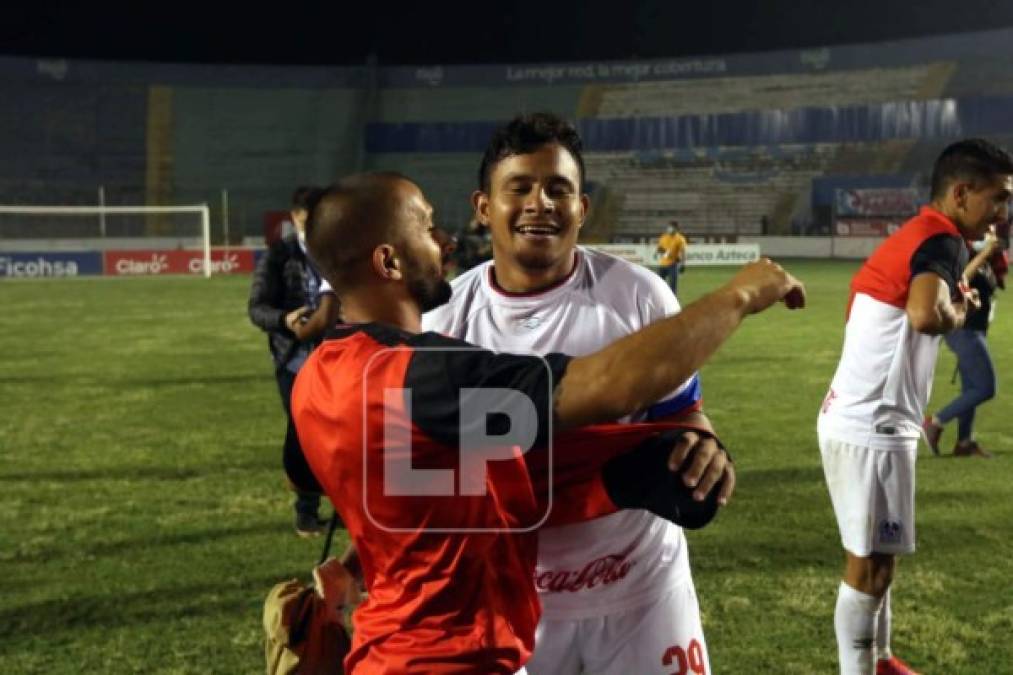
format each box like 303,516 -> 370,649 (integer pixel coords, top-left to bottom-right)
5,27 -> 1013,271
588,65 -> 946,118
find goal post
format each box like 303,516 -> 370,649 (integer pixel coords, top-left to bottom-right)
0,203 -> 213,278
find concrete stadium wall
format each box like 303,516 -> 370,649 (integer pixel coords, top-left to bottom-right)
740,236 -> 881,259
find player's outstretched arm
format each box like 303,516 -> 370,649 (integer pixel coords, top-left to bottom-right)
554,258 -> 804,430
906,272 -> 967,334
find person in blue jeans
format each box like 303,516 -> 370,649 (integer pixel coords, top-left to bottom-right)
923,230 -> 1003,457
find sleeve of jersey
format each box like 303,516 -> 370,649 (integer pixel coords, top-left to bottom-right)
645,374 -> 703,420
405,332 -> 572,450
910,234 -> 965,295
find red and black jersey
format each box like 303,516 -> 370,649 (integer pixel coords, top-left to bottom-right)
822,207 -> 970,445
292,323 -> 701,674
848,206 -> 967,316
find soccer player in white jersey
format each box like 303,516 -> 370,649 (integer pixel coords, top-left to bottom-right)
818,138 -> 1013,675
423,113 -> 734,675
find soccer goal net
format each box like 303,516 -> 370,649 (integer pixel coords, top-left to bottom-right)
0,203 -> 213,277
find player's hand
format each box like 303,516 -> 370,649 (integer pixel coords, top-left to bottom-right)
963,287 -> 981,311
725,258 -> 806,314
285,306 -> 310,333
666,432 -> 736,506
982,226 -> 1000,255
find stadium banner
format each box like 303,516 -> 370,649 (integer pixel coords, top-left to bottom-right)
0,251 -> 103,278
834,188 -> 921,217
587,243 -> 760,267
684,243 -> 760,266
585,244 -> 657,266
834,218 -> 905,237
104,248 -> 256,276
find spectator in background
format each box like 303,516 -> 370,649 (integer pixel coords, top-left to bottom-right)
454,217 -> 492,272
923,227 -> 1004,458
993,216 -> 1010,287
248,186 -> 341,537
656,220 -> 688,296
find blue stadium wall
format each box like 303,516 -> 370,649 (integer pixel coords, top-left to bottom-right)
3,27 -> 1013,242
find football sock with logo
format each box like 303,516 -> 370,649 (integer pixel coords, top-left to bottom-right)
875,587 -> 892,661
835,581 -> 882,675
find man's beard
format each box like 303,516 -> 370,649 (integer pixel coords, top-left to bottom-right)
407,274 -> 452,313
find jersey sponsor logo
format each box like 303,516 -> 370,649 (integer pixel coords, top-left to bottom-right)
533,543 -> 637,592
517,315 -> 543,330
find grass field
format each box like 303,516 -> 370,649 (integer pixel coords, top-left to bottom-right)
2,260 -> 1012,674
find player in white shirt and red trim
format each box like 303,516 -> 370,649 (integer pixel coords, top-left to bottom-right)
423,113 -> 735,675
818,138 -> 1013,675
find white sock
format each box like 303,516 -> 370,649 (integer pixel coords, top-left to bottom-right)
875,587 -> 892,661
835,581 -> 883,675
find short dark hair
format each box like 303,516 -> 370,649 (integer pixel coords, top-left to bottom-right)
304,172 -> 413,292
291,185 -> 317,210
478,112 -> 586,192
930,138 -> 1013,199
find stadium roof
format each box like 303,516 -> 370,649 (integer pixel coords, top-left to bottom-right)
5,0 -> 1013,67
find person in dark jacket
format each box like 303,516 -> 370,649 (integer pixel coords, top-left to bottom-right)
249,186 -> 341,536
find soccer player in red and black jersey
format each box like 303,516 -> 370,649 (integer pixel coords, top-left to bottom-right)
819,139 -> 1013,675
292,172 -> 805,674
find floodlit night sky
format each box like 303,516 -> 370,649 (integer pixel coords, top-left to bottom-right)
5,0 -> 1013,66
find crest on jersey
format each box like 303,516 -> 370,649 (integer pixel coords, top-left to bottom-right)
878,519 -> 903,545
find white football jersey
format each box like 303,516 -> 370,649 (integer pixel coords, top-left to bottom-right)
422,247 -> 703,618
818,207 -> 967,450
818,292 -> 940,448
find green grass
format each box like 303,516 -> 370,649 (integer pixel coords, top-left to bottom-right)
1,262 -> 1011,673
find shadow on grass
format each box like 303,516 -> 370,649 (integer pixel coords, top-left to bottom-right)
0,571 -> 307,637
0,466 -> 203,483
737,465 -> 826,486
2,373 -> 270,387
0,459 -> 278,483
6,521 -> 293,564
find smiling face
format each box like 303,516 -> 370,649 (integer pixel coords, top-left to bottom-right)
474,143 -> 590,291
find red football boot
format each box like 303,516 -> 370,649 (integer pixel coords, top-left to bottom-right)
876,655 -> 921,675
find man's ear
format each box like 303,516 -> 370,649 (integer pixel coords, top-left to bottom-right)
953,181 -> 972,210
578,193 -> 591,231
472,190 -> 489,225
372,244 -> 402,281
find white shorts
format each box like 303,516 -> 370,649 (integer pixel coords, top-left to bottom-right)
525,580 -> 710,675
819,434 -> 917,557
